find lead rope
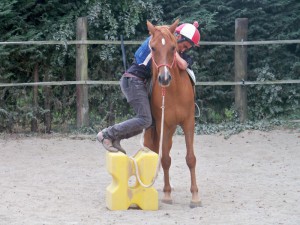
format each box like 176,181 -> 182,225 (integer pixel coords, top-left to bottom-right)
195,102 -> 201,118
129,87 -> 166,188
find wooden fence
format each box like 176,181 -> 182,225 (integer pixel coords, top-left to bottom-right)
1,17 -> 300,127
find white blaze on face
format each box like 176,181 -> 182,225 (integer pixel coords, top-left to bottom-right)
164,66 -> 168,80
162,38 -> 167,80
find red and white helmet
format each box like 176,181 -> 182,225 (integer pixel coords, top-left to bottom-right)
175,21 -> 200,46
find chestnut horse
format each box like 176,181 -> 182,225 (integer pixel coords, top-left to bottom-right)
144,20 -> 201,208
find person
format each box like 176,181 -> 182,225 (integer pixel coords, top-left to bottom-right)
97,21 -> 201,153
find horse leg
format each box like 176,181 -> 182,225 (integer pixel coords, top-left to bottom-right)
161,126 -> 176,204
144,126 -> 159,153
182,123 -> 202,208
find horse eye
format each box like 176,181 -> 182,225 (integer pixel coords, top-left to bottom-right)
151,47 -> 156,51
171,46 -> 176,51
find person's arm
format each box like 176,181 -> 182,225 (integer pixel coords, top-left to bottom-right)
175,51 -> 188,70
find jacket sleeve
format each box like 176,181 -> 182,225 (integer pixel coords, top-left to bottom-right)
180,52 -> 193,69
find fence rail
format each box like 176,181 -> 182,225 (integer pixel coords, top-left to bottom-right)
1,39 -> 300,46
1,80 -> 300,88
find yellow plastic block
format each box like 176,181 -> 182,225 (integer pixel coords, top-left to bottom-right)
106,149 -> 159,210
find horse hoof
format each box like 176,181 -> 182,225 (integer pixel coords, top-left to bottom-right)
162,199 -> 173,205
190,200 -> 202,208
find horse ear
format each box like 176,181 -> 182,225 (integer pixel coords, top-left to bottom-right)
169,19 -> 179,34
147,20 -> 156,35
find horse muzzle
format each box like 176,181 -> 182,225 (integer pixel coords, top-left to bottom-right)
158,67 -> 172,87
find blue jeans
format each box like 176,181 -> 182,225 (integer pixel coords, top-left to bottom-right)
104,76 -> 152,140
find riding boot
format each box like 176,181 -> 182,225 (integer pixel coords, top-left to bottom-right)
112,139 -> 126,154
97,131 -> 119,152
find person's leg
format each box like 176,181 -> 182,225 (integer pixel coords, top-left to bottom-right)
98,77 -> 152,152
105,77 -> 152,139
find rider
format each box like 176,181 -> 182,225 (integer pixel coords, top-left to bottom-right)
97,21 -> 201,153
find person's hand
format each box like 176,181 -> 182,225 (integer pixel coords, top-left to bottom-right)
175,52 -> 188,70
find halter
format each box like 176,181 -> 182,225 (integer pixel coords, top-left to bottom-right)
151,52 -> 176,69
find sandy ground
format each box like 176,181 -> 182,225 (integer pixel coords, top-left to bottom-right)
0,129 -> 300,225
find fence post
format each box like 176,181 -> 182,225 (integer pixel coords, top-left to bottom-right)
31,64 -> 38,132
76,17 -> 89,128
235,18 -> 248,122
44,71 -> 51,133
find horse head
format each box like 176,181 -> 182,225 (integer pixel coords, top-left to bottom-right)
147,19 -> 179,87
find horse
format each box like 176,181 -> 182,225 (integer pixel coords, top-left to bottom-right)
143,19 -> 201,208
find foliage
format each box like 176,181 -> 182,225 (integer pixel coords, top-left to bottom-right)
248,65 -> 300,119
192,0 -> 300,123
85,0 -> 164,132
0,0 -> 300,133
195,118 -> 288,139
